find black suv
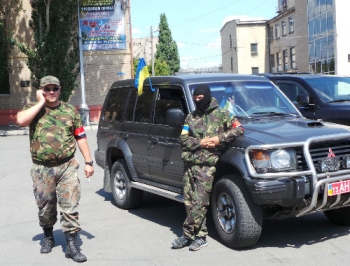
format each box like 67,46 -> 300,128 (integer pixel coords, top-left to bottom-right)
95,74 -> 350,249
266,74 -> 350,126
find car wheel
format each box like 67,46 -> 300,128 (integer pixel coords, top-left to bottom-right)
211,175 -> 262,249
110,159 -> 143,209
324,207 -> 350,226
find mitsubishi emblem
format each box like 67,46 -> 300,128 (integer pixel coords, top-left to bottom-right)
328,148 -> 336,158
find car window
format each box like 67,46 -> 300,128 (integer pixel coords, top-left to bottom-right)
134,86 -> 156,123
276,82 -> 308,102
102,87 -> 129,122
125,89 -> 137,121
189,81 -> 299,117
154,88 -> 186,125
305,77 -> 350,102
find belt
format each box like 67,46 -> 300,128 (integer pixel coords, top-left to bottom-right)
32,155 -> 74,167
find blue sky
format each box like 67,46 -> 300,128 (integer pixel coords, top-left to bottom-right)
130,0 -> 279,69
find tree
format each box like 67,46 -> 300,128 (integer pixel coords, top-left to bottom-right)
147,59 -> 170,76
155,13 -> 180,75
0,0 -> 23,94
13,0 -> 80,102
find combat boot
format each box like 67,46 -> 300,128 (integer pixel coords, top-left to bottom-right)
65,232 -> 87,263
40,227 -> 55,254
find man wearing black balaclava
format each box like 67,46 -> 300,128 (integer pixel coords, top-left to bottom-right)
172,84 -> 244,251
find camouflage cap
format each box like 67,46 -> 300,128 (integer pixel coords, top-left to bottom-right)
40,75 -> 60,87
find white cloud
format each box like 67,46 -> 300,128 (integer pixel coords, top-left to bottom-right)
222,15 -> 267,26
176,41 -> 185,48
132,28 -> 141,35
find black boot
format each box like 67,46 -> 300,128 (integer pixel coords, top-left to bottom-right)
40,227 -> 55,254
65,232 -> 87,263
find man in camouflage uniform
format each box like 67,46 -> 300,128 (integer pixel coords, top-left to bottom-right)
172,84 -> 244,251
17,75 -> 94,263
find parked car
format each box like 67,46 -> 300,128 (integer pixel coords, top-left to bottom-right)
95,74 -> 350,249
265,74 -> 350,125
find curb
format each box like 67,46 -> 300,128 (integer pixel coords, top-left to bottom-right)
0,124 -> 98,137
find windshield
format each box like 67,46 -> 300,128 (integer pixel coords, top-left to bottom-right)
305,76 -> 350,103
189,80 -> 300,117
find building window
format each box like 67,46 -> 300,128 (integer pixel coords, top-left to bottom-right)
290,47 -> 296,69
230,57 -> 233,71
0,20 -> 10,95
270,54 -> 275,73
277,52 -> 282,71
229,34 -> 232,48
251,43 -> 258,57
281,21 -> 287,36
283,49 -> 289,71
275,23 -> 280,39
251,67 -> 259,74
289,16 -> 294,33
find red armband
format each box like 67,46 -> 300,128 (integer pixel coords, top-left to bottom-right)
74,126 -> 87,139
232,120 -> 244,130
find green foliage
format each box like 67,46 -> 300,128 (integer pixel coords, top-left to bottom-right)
155,13 -> 180,75
147,59 -> 170,76
133,57 -> 139,77
14,0 -> 80,102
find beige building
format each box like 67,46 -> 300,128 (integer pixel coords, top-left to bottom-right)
133,37 -> 158,65
221,20 -> 269,74
0,0 -> 133,126
268,0 -> 309,73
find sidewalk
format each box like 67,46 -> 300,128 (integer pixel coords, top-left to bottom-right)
0,122 -> 98,136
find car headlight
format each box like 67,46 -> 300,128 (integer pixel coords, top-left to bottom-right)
250,149 -> 297,173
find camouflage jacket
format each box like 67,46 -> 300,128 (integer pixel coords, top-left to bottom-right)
179,97 -> 244,165
22,102 -> 82,162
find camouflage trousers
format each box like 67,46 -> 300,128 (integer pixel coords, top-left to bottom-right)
31,158 -> 81,233
182,164 -> 216,240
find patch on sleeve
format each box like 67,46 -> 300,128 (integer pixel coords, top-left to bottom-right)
232,120 -> 244,130
181,124 -> 190,135
74,126 -> 87,139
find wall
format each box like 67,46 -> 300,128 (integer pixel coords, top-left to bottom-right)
0,0 -> 132,126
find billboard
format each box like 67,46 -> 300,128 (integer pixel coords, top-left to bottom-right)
79,0 -> 127,50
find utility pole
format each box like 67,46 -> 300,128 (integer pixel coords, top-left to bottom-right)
150,26 -> 155,76
77,0 -> 90,126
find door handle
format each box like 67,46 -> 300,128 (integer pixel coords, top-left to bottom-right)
151,137 -> 158,144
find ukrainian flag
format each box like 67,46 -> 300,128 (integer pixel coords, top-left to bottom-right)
134,58 -> 150,96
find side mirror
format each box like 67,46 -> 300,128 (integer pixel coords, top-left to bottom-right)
297,94 -> 310,106
166,108 -> 185,127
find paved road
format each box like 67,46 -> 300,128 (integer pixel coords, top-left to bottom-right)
1,130 -> 350,266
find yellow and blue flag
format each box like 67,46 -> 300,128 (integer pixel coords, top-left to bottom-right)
135,58 -> 150,96
181,124 -> 190,135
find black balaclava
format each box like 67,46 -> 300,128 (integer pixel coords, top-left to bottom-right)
193,84 -> 211,112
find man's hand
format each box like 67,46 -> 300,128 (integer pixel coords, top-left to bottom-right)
200,136 -> 220,148
84,165 -> 94,178
36,89 -> 46,104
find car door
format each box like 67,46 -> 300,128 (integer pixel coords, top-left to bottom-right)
148,87 -> 188,188
274,80 -> 317,120
121,87 -> 156,179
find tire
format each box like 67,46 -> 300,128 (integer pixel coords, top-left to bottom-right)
110,159 -> 143,209
324,207 -> 350,226
211,175 -> 262,249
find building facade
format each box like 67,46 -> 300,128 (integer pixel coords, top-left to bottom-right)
268,0 -> 309,73
221,19 -> 269,74
0,0 -> 133,126
308,0 -> 350,76
133,36 -> 158,65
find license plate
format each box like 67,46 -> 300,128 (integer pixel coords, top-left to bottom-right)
328,180 -> 350,196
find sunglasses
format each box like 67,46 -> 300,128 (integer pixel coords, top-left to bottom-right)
43,87 -> 59,92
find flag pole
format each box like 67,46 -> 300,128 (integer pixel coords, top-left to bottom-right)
77,0 -> 90,126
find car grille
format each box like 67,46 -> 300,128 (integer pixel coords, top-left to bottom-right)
309,139 -> 350,174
